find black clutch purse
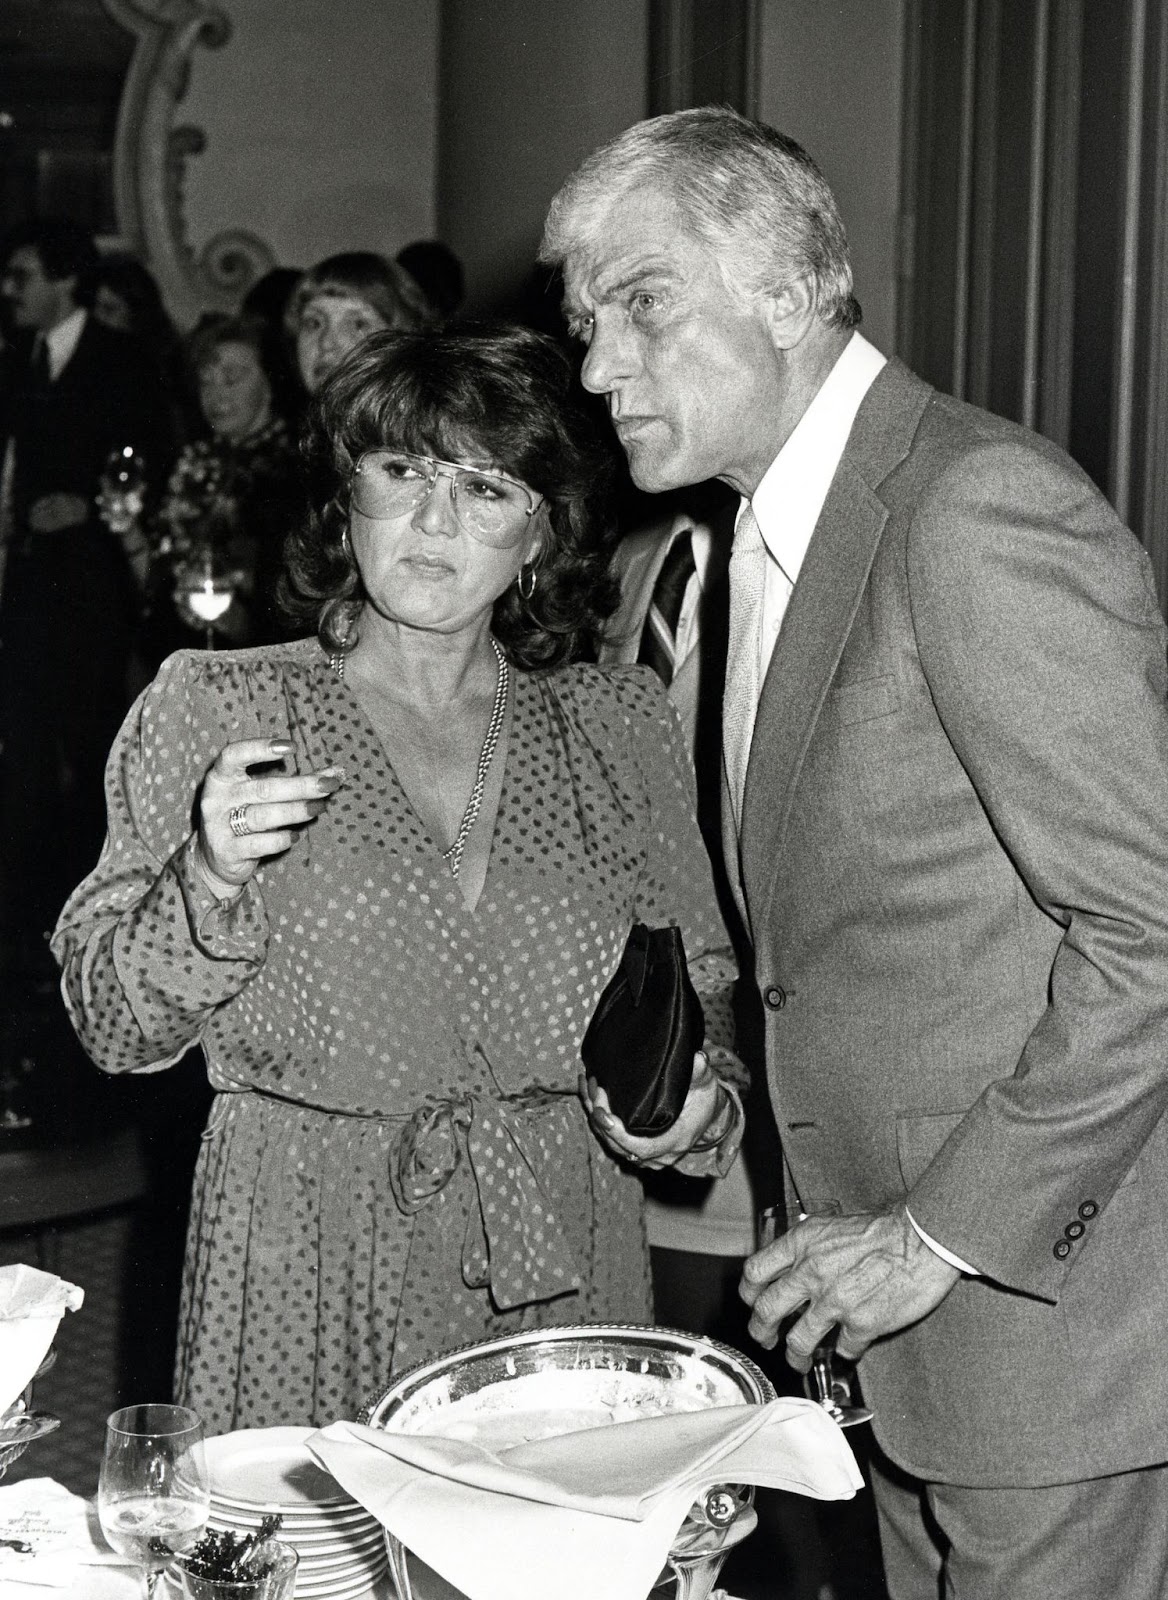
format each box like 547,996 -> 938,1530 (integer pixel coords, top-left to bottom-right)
581,923 -> 705,1136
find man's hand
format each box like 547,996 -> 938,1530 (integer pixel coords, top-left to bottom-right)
579,1050 -> 732,1170
28,493 -> 89,533
739,1205 -> 961,1372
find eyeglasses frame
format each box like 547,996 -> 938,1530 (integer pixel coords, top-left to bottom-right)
350,447 -> 545,546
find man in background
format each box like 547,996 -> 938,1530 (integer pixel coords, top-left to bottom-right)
598,481 -> 766,1339
0,219 -> 171,1100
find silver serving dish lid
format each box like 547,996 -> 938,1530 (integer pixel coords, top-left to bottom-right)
360,1323 -> 775,1600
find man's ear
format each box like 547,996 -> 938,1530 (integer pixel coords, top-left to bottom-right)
764,275 -> 819,351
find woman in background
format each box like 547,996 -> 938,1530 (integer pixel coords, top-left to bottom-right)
53,324 -> 743,1432
144,313 -> 299,656
91,252 -> 194,440
289,250 -> 435,396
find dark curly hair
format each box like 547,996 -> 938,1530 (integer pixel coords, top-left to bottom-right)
282,323 -> 620,669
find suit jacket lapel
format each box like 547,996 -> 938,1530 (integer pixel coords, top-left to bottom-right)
737,360 -> 932,940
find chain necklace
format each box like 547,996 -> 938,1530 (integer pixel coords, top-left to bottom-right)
329,638 -> 510,880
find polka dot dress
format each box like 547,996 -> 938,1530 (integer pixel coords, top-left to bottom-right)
53,638 -> 738,1433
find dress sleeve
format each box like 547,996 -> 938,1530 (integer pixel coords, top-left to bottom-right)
51,651 -> 270,1074
615,667 -> 748,1175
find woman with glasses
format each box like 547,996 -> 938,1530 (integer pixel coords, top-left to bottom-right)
52,324 -> 745,1432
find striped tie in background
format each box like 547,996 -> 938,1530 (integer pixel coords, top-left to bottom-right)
637,530 -> 696,686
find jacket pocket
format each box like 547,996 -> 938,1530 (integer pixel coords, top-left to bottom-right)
829,674 -> 901,726
896,1109 -> 967,1189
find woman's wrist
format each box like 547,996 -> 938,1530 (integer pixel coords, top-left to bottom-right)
688,1075 -> 736,1153
192,841 -> 246,904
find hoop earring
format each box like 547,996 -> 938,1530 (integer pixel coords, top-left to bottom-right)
517,562 -> 538,600
341,524 -> 354,564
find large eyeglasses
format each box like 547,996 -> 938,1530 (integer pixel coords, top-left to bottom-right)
350,448 -> 544,548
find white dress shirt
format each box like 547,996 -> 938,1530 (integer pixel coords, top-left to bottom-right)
42,307 -> 86,380
735,330 -> 888,766
672,521 -> 713,673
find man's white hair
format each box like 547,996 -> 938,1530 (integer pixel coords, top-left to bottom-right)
541,106 -> 860,331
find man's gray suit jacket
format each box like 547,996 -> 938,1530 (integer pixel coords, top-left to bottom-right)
732,357 -> 1168,1488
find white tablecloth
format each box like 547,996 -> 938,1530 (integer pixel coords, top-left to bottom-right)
0,1480 -> 399,1599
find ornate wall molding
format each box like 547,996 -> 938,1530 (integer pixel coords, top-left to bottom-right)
102,0 -> 275,326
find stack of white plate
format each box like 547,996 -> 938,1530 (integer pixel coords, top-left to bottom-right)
204,1426 -> 387,1598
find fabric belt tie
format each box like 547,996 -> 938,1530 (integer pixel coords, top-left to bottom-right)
387,1090 -> 583,1311
212,1083 -> 583,1312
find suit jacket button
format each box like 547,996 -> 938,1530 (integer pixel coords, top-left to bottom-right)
1064,1221 -> 1085,1240
1078,1201 -> 1098,1220
1053,1240 -> 1072,1259
764,985 -> 786,1011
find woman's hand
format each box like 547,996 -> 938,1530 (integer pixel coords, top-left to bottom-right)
578,1051 -> 735,1170
195,738 -> 345,897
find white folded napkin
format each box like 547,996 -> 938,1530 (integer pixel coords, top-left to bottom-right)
0,1268 -> 83,1419
0,1479 -> 134,1591
309,1397 -> 862,1600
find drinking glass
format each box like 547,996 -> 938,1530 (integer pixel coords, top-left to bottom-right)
98,1404 -> 210,1597
98,446 -> 147,534
757,1201 -> 874,1429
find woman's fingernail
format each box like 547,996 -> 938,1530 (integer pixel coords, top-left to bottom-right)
270,740 -> 294,754
320,765 -> 347,780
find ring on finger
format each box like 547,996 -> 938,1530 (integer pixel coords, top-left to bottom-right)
228,805 -> 252,838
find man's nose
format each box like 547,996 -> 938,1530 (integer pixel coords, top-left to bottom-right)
579,320 -> 632,396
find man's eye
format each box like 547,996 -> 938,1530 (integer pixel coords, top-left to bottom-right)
630,292 -> 659,316
567,314 -> 594,344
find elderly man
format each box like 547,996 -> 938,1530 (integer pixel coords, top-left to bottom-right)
543,108 -> 1168,1599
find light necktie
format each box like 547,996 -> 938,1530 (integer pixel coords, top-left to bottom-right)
722,503 -> 768,829
637,530 -> 696,686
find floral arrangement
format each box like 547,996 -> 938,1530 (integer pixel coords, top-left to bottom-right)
156,439 -> 239,562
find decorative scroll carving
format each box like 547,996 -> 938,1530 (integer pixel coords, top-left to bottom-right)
102,0 -> 276,327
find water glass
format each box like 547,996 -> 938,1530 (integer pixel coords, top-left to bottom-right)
98,1404 -> 209,1597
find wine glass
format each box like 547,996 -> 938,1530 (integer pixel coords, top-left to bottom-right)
757,1200 -> 874,1429
98,1404 -> 210,1597
98,446 -> 147,534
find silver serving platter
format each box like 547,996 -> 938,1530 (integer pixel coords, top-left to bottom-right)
359,1323 -> 776,1600
0,1348 -> 60,1479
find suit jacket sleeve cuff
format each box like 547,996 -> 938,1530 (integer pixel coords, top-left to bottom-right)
905,1205 -> 981,1276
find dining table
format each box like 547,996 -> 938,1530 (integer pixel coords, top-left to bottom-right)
0,1476 -> 397,1600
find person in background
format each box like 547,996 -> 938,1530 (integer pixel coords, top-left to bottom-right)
241,266 -> 305,424
288,250 -> 435,398
92,250 -> 177,346
396,240 -> 465,324
543,105 -> 1168,1600
597,480 -> 767,1339
91,251 -> 196,442
0,218 -> 175,1006
143,313 -> 299,658
53,323 -> 744,1433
